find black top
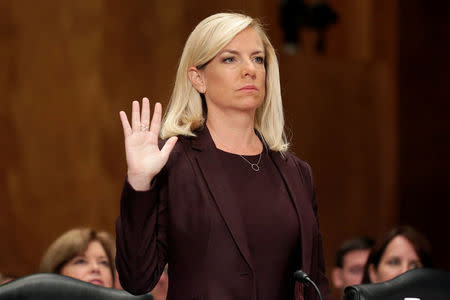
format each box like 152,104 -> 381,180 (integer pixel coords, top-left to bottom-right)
216,147 -> 301,300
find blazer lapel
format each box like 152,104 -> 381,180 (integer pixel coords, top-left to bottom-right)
269,151 -> 314,275
191,128 -> 254,271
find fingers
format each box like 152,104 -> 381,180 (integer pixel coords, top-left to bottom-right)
119,111 -> 132,137
160,136 -> 178,160
150,102 -> 162,137
131,100 -> 140,132
141,97 -> 150,130
127,98 -> 161,136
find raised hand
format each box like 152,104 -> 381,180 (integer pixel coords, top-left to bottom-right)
119,98 -> 177,191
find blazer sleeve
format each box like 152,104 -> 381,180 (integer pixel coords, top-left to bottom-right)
115,168 -> 169,295
297,159 -> 332,300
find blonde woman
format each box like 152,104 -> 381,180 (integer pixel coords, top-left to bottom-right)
40,228 -> 115,288
116,12 -> 331,300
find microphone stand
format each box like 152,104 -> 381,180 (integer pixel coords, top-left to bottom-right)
293,270 -> 323,300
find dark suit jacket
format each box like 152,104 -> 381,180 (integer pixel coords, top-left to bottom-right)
116,128 -> 331,300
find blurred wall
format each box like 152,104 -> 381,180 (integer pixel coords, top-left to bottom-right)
0,0 -> 264,276
0,0 -> 448,296
397,0 -> 450,272
266,2 -> 399,298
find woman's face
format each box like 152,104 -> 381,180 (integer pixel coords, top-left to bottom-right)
198,26 -> 266,116
369,235 -> 423,283
60,240 -> 113,288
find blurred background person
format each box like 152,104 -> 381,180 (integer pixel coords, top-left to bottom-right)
362,225 -> 432,283
40,228 -> 115,288
0,272 -> 16,285
150,264 -> 168,300
331,236 -> 374,299
114,270 -> 123,290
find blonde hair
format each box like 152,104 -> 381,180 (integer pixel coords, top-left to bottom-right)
40,228 -> 115,281
161,12 -> 289,152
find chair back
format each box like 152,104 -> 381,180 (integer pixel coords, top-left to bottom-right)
344,268 -> 450,300
0,273 -> 154,300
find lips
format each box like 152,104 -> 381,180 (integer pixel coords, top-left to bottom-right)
89,279 -> 104,286
238,85 -> 258,91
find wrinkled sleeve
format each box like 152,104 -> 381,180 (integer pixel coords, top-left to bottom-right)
115,171 -> 168,295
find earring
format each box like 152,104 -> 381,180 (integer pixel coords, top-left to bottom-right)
201,88 -> 206,94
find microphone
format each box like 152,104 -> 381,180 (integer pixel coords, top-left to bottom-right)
293,270 -> 323,300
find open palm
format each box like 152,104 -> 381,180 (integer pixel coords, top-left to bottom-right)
119,98 -> 177,190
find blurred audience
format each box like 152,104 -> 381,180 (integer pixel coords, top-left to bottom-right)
114,270 -> 124,290
362,225 -> 432,283
0,273 -> 16,284
331,236 -> 374,298
40,228 -> 115,288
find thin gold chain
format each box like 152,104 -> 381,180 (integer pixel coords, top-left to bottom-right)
209,127 -> 263,172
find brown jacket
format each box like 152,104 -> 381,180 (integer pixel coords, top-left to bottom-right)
115,128 -> 331,300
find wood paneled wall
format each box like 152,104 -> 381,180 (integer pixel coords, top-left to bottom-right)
265,2 -> 399,298
0,0 -> 267,277
1,1 -> 447,298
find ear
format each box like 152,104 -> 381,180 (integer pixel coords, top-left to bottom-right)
188,66 -> 206,94
368,264 -> 378,283
331,267 -> 344,289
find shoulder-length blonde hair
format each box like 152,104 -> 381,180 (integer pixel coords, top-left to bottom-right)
161,12 -> 289,152
40,228 -> 116,282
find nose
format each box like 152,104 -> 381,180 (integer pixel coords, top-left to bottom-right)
399,263 -> 409,275
90,261 -> 101,274
242,58 -> 256,79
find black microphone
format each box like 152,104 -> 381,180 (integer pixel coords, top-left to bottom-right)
293,270 -> 323,300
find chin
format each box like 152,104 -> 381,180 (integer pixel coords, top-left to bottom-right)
239,97 -> 264,110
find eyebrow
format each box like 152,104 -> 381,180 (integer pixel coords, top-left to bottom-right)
74,254 -> 108,259
219,49 -> 264,56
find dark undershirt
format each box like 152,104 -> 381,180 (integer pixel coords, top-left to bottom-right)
216,147 -> 301,300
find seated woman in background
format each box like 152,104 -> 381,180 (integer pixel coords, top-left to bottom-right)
40,228 -> 115,288
362,225 -> 432,283
0,273 -> 16,284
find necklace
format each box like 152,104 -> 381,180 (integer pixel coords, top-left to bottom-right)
209,127 -> 263,172
214,128 -> 264,172
239,152 -> 262,171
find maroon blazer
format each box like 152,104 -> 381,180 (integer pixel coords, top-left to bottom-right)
115,128 -> 331,300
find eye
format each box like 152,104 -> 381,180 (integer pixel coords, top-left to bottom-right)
100,260 -> 110,267
387,257 -> 400,266
73,258 -> 87,264
223,57 -> 235,63
349,266 -> 364,275
253,56 -> 265,64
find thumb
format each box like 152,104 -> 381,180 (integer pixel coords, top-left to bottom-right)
160,136 -> 178,161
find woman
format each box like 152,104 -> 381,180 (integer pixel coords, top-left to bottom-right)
151,265 -> 169,300
40,228 -> 115,288
0,273 -> 16,285
362,225 -> 432,283
116,12 -> 330,300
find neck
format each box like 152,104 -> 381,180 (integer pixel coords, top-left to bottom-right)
206,111 -> 262,155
